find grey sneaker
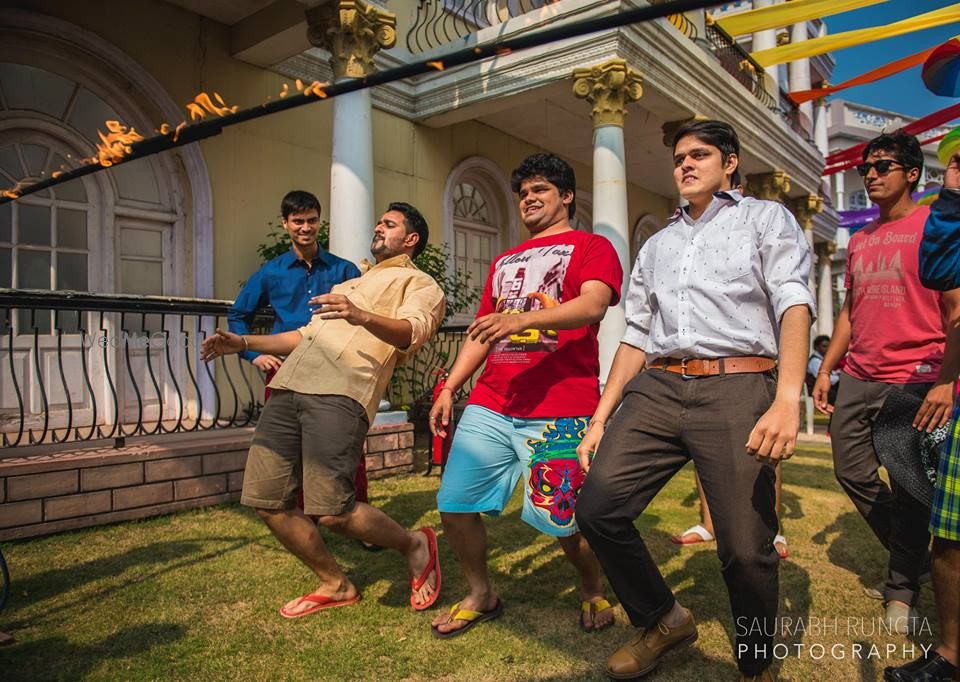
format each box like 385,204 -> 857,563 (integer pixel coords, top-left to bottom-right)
884,602 -> 919,635
864,582 -> 884,600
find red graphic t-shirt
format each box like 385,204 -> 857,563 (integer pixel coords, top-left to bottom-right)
844,205 -> 945,384
467,229 -> 623,418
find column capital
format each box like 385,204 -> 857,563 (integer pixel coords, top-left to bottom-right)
815,240 -> 837,260
745,170 -> 791,201
572,58 -> 643,128
306,0 -> 396,79
788,193 -> 824,230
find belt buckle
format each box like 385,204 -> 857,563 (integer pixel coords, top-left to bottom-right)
680,357 -> 690,378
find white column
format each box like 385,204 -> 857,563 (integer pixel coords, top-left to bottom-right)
329,89 -> 374,266
814,101 -> 829,156
593,126 -> 630,383
572,59 -> 642,384
789,21 -> 813,133
834,171 -> 845,211
751,0 -> 780,90
817,253 -> 834,336
306,0 -> 395,267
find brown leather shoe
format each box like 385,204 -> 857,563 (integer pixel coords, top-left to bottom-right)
605,609 -> 698,679
740,669 -> 776,682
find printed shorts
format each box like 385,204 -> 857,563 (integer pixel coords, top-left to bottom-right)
437,405 -> 589,537
930,405 -> 960,541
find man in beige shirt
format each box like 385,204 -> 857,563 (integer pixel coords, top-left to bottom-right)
201,202 -> 445,618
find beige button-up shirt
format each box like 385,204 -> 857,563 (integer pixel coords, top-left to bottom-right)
268,254 -> 446,422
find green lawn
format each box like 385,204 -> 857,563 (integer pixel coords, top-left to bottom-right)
0,445 -> 939,681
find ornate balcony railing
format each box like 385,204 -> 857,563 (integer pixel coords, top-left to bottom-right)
703,21 -> 778,110
385,325 -> 476,432
405,0 -> 558,53
0,289 -> 476,450
0,289 -> 272,449
649,0 -> 699,40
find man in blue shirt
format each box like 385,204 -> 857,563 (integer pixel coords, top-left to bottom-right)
229,190 -> 364,501
229,190 -> 359,373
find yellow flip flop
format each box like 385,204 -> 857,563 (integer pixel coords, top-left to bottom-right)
580,598 -> 615,632
431,599 -> 503,639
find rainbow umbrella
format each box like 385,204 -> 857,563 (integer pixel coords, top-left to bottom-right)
917,185 -> 941,205
939,126 -> 960,165
923,37 -> 960,97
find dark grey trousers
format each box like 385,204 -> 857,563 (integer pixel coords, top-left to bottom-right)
577,369 -> 779,676
830,372 -> 932,606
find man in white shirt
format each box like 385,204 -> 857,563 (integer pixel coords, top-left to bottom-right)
576,120 -> 814,682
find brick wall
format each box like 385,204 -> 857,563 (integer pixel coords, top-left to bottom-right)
0,422 -> 415,541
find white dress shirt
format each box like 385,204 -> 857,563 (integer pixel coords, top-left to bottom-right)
624,190 -> 816,361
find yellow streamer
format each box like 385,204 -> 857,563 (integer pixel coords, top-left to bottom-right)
717,0 -> 886,38
752,4 -> 960,68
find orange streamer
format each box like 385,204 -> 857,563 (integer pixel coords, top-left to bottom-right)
790,45 -> 938,105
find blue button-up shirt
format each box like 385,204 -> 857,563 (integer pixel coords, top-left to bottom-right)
228,248 -> 360,361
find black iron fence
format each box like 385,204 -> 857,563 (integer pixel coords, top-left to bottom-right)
703,21 -> 778,111
0,289 -> 474,450
0,289 -> 272,448
702,21 -> 809,140
386,325 -> 475,431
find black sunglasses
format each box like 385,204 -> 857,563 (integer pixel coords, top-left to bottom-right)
855,159 -> 905,177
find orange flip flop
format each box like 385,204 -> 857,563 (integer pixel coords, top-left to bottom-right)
410,527 -> 442,611
279,592 -> 362,619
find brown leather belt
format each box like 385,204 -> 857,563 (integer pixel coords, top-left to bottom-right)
652,356 -> 777,377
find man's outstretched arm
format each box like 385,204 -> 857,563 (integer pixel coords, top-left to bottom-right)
201,329 -> 302,362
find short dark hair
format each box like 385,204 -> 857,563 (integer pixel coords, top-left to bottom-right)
672,119 -> 742,188
388,201 -> 429,258
281,190 -> 321,220
814,335 -> 830,347
510,153 -> 577,219
862,131 -> 924,193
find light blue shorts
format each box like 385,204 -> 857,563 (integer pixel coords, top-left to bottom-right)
437,405 -> 590,537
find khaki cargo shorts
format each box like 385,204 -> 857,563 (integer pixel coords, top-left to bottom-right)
240,390 -> 369,516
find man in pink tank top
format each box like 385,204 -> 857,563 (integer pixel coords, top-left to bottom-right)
813,132 -> 960,635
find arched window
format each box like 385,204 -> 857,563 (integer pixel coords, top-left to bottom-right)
571,189 -> 593,232
0,139 -> 91,333
444,158 -> 515,323
631,214 -> 663,263
0,61 -> 180,300
0,10 -> 215,436
452,181 -> 497,312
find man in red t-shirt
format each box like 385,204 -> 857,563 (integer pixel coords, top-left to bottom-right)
429,153 -> 623,638
813,131 -> 960,634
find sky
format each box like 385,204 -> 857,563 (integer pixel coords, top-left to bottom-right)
824,0 -> 959,118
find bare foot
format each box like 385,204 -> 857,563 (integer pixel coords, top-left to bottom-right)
280,581 -> 358,617
406,529 -> 438,608
431,593 -> 499,635
581,594 -> 615,631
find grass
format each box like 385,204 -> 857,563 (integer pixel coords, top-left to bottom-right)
0,444 -> 940,681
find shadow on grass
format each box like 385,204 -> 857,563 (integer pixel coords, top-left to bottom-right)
811,511 -> 887,588
3,536 -> 253,630
0,622 -> 185,682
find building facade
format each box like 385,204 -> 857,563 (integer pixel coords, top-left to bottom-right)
0,0 -> 832,536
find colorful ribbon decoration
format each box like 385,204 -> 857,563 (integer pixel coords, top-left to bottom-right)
789,44 -> 939,105
820,119 -> 960,177
752,4 -> 960,68
715,0 -> 885,38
